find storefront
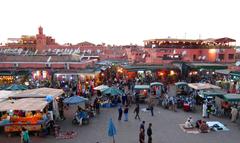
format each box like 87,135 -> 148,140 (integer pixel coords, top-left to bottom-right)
0,70 -> 30,86
122,65 -> 180,84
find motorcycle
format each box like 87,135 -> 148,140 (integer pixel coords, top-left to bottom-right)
72,112 -> 90,125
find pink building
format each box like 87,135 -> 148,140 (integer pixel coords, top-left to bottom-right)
142,38 -> 236,64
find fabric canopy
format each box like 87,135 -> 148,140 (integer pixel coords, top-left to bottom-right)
134,85 -> 150,90
175,82 -> 188,87
63,96 -> 88,105
199,89 -> 226,98
223,94 -> 240,102
150,82 -> 163,86
188,83 -> 220,90
0,98 -> 48,111
215,70 -> 230,75
94,85 -> 109,91
0,90 -> 16,103
9,88 -> 64,98
102,87 -> 124,96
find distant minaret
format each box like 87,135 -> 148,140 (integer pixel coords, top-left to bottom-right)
36,26 -> 46,51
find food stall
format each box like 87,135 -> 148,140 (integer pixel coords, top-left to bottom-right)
8,88 -> 64,120
0,98 -> 49,135
175,82 -> 189,96
188,83 -> 221,105
150,82 -> 164,97
134,85 -> 150,103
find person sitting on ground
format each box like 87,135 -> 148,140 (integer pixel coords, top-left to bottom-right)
187,116 -> 194,125
199,121 -> 210,133
184,117 -> 194,129
195,119 -> 203,128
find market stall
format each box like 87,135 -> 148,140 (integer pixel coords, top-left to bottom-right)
150,82 -> 164,97
0,98 -> 49,135
8,88 -> 64,120
134,85 -> 150,103
175,82 -> 189,96
188,83 -> 221,105
98,87 -> 124,108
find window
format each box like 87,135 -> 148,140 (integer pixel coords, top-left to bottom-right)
228,54 -> 234,60
218,54 -> 224,60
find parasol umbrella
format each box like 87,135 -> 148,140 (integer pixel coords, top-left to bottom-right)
5,84 -> 28,91
63,96 -> 88,105
108,118 -> 117,143
102,87 -> 123,96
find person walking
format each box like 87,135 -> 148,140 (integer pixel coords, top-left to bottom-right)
134,104 -> 141,120
140,121 -> 145,133
21,127 -> 30,143
149,105 -> 154,116
124,105 -> 129,121
147,123 -> 152,143
118,106 -> 123,121
139,128 -> 145,143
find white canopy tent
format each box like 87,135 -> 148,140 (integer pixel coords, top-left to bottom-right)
8,88 -> 64,98
188,83 -> 220,90
0,98 -> 48,111
7,88 -> 64,120
0,90 -> 17,103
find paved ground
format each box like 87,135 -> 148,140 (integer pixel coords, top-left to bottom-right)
1,86 -> 240,143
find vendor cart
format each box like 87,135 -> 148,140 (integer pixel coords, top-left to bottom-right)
175,82 -> 189,96
150,82 -> 164,97
134,85 -> 150,103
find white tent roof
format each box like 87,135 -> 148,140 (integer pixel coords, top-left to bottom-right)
188,83 -> 220,90
0,98 -> 48,111
0,90 -> 17,102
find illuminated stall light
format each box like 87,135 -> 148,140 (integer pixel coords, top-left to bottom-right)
24,82 -> 29,86
42,71 -> 47,79
159,72 -> 164,76
37,71 -> 40,76
170,70 -> 175,75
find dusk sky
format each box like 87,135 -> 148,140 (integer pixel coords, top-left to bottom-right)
0,0 -> 239,45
